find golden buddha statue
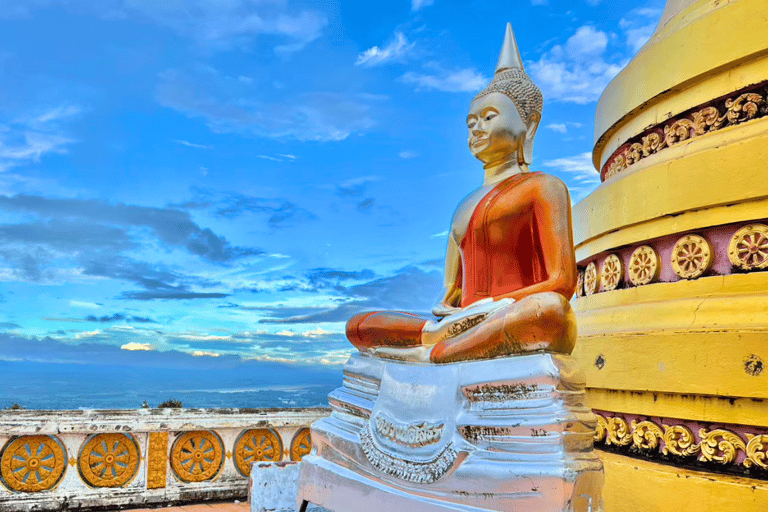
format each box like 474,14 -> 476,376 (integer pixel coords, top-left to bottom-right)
347,23 -> 578,364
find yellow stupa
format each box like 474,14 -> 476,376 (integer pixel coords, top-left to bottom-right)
571,0 -> 768,509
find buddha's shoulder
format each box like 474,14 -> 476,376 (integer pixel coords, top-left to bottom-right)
501,172 -> 569,195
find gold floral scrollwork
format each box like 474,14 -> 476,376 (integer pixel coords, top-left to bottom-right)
664,118 -> 695,146
728,224 -> 768,270
625,143 -> 644,165
691,106 -> 725,134
641,131 -> 665,157
698,429 -> 745,465
605,154 -> 625,179
631,420 -> 663,451
0,435 -> 67,492
290,428 -> 313,461
607,417 -> 633,447
629,246 -> 659,286
744,434 -> 768,469
600,87 -> 767,181
594,415 -> 608,443
233,429 -> 283,476
576,270 -> 584,298
600,254 -> 623,292
583,261 -> 599,296
79,433 -> 140,487
671,234 -> 712,279
147,432 -> 168,489
725,93 -> 765,124
662,425 -> 700,457
170,430 -> 224,483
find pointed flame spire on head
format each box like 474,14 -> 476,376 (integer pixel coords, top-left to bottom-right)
495,22 -> 524,74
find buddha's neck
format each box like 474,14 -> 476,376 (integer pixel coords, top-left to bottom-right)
482,158 -> 528,186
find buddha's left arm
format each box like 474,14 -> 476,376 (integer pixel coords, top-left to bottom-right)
497,176 -> 577,301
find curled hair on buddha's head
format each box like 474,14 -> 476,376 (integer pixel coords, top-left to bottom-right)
472,23 -> 543,126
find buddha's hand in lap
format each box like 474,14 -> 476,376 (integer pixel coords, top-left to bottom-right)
423,298 -> 515,346
369,345 -> 432,363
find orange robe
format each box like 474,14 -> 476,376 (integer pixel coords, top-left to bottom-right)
346,172 -> 576,351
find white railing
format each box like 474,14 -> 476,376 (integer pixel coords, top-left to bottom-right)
0,407 -> 330,511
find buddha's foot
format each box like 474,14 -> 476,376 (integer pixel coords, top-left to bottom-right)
346,311 -> 428,352
429,292 -> 577,364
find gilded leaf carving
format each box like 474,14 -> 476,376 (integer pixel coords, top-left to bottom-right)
662,425 -> 699,457
601,84 -> 767,181
631,420 -> 663,450
698,429 -> 745,464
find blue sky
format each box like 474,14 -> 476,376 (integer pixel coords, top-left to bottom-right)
0,0 -> 665,387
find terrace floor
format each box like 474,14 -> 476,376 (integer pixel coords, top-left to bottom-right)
119,502 -> 249,512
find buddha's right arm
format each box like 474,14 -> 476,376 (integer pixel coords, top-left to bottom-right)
432,236 -> 462,317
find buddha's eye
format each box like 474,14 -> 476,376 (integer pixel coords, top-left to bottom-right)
484,113 -> 497,121
467,121 -> 476,129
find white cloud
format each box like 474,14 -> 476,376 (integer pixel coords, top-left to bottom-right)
121,342 -> 155,351
412,0 -> 434,11
0,104 -> 80,172
528,25 -> 625,104
401,64 -> 488,93
356,32 -> 414,67
302,327 -> 331,337
620,8 -> 662,54
545,122 -> 583,134
546,123 -> 567,133
32,105 -> 81,125
542,151 -> 600,202
157,68 -> 375,141
398,151 -> 419,159
256,155 -> 283,162
173,139 -> 211,149
69,300 -> 102,309
1,0 -> 328,53
175,333 -> 232,341
193,350 -> 220,357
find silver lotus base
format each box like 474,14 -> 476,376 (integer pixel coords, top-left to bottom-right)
297,352 -> 604,512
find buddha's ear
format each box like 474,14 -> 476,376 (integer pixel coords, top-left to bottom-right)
521,113 -> 540,166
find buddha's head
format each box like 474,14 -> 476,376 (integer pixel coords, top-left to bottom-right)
468,24 -> 542,169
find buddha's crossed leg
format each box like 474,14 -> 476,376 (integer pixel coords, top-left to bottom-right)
346,291 -> 576,363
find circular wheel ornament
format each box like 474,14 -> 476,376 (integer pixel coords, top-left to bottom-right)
600,254 -> 624,291
290,428 -> 312,461
234,429 -> 283,476
728,224 -> 768,270
576,270 -> 584,298
1,435 -> 67,492
583,261 -> 599,295
78,433 -> 140,488
170,431 -> 223,483
671,234 -> 713,279
628,246 -> 659,286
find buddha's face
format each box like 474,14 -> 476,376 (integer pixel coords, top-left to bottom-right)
467,92 -> 527,165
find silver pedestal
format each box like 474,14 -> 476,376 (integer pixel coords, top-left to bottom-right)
297,352 -> 603,512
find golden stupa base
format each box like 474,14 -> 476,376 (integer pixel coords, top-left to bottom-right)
600,451 -> 768,511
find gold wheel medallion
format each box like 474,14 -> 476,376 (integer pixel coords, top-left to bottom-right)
583,261 -> 599,295
728,224 -> 768,270
290,428 -> 312,461
576,270 -> 584,298
0,435 -> 67,492
671,234 -> 712,279
628,246 -> 659,286
79,433 -> 140,487
170,431 -> 223,483
234,429 -> 283,476
599,254 -> 623,291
